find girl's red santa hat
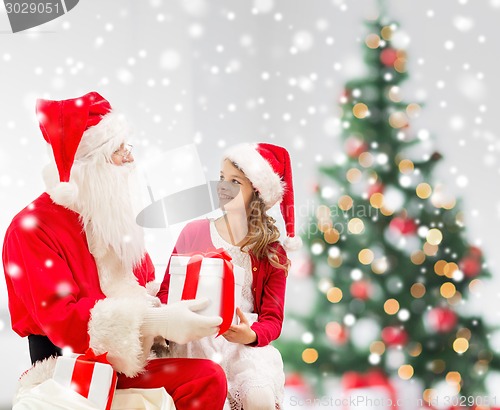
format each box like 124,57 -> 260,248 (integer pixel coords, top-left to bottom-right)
224,142 -> 302,251
36,91 -> 129,207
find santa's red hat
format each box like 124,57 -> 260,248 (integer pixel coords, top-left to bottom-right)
37,91 -> 128,207
224,143 -> 302,251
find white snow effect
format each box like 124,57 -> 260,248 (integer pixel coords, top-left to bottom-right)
328,246 -> 340,258
457,73 -> 486,100
343,313 -> 356,326
449,115 -> 465,131
383,186 -> 405,213
293,31 -> 314,51
181,0 -> 207,16
311,242 -> 324,256
5,263 -> 21,279
188,23 -> 204,39
316,19 -> 329,31
95,37 -> 104,48
301,332 -> 314,344
117,69 -> 133,84
391,29 -> 411,49
253,0 -> 274,13
298,76 -> 314,92
417,129 -> 430,141
376,153 -> 389,165
453,15 -> 474,31
56,281 -> 72,297
398,309 -> 410,321
321,186 -> 335,199
323,117 -> 340,136
240,35 -> 253,47
444,40 -> 454,50
224,59 -> 239,73
456,175 -> 468,187
160,50 -> 181,70
20,215 -> 37,230
368,353 -> 381,365
350,269 -> 363,281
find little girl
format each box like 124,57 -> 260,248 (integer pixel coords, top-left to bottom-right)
158,143 -> 301,410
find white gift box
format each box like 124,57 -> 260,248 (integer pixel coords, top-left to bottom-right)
169,255 -> 245,325
52,354 -> 117,410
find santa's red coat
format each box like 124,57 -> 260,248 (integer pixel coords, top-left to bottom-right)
3,192 -> 155,352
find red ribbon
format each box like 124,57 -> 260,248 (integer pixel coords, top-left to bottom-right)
177,248 -> 235,336
71,348 -> 117,410
342,370 -> 397,409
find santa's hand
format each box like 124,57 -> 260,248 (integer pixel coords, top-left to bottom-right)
141,298 -> 222,344
222,308 -> 257,345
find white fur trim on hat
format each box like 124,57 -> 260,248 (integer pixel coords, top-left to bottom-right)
224,143 -> 284,209
46,182 -> 79,208
88,297 -> 149,377
283,235 -> 303,252
43,155 -> 80,208
76,111 -> 131,160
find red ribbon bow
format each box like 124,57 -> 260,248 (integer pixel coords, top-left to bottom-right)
79,348 -> 112,365
177,248 -> 235,336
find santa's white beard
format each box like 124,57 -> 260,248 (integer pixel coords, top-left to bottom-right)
70,161 -> 146,273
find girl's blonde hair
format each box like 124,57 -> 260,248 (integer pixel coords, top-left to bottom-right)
238,191 -> 290,273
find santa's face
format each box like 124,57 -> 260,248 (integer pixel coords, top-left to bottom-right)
111,143 -> 134,166
70,149 -> 145,270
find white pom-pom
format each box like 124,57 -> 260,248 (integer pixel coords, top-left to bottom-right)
47,182 -> 79,207
283,236 -> 303,252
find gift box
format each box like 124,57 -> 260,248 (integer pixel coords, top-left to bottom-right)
168,248 -> 244,335
341,370 -> 397,410
52,349 -> 117,410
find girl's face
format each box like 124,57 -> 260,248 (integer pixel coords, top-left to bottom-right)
218,159 -> 255,213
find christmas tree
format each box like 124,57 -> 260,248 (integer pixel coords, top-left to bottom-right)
277,11 -> 500,404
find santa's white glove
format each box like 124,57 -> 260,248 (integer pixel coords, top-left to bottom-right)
141,298 -> 222,344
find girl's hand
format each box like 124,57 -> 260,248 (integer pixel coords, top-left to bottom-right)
222,308 -> 257,345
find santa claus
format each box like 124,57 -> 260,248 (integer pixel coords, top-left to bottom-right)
2,91 -> 227,409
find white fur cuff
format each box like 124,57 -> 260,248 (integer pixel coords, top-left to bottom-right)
88,297 -> 149,377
